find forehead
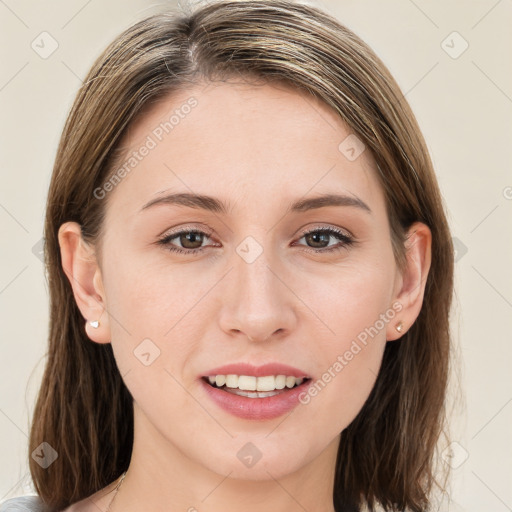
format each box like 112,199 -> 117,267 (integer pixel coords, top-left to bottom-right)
105,79 -> 384,217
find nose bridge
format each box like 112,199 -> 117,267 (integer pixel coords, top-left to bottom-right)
238,244 -> 279,304
219,236 -> 296,340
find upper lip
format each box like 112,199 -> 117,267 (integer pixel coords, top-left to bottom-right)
202,362 -> 310,379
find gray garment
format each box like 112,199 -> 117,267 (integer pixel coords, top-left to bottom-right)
0,496 -> 47,512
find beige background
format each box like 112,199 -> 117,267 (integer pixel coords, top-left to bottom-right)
1,0 -> 511,510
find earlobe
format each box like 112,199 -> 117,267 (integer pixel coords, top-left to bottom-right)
387,222 -> 432,341
58,222 -> 111,344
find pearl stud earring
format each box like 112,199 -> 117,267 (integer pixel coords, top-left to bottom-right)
395,321 -> 404,333
89,320 -> 100,329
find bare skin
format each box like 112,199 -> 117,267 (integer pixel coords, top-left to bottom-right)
59,79 -> 431,512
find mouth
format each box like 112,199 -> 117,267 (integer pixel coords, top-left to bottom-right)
198,363 -> 313,419
200,374 -> 313,420
201,375 -> 312,399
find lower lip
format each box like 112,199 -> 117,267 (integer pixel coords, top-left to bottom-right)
199,378 -> 312,420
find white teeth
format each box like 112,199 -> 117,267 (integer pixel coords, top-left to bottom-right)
225,374 -> 239,388
275,375 -> 286,389
224,388 -> 283,398
206,374 -> 306,392
238,375 -> 257,391
256,375 -> 275,391
286,376 -> 296,388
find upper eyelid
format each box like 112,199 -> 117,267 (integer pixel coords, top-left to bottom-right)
157,223 -> 213,239
297,225 -> 353,239
160,224 -> 350,235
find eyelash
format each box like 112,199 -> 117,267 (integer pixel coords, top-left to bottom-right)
156,226 -> 355,255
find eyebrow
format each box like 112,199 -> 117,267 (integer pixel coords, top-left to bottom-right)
141,192 -> 371,215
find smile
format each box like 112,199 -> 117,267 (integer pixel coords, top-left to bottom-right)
200,375 -> 312,420
204,374 -> 307,397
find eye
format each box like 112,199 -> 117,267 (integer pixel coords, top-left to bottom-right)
156,228 -> 218,255
156,225 -> 355,256
293,226 -> 355,254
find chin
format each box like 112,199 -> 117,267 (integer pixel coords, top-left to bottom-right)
195,435 -> 311,481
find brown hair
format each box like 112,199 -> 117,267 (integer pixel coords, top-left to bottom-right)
29,1 -> 454,510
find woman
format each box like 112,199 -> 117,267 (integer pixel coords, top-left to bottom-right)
1,1 -> 454,511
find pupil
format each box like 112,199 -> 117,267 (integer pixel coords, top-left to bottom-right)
307,232 -> 328,248
182,231 -> 203,249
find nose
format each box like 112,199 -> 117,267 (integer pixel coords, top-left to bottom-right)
217,246 -> 298,343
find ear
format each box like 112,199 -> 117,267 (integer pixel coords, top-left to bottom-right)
386,221 -> 432,341
58,221 -> 111,344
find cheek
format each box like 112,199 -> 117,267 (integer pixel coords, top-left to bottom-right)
301,256 -> 394,342
102,250 -> 211,390
102,246 -> 198,335
295,261 -> 393,427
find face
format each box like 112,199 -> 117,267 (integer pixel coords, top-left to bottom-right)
92,79 -> 402,480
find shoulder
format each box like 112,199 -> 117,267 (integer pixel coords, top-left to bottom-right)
0,477 -> 120,512
0,496 -> 86,512
0,496 -> 46,512
0,496 -> 90,512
